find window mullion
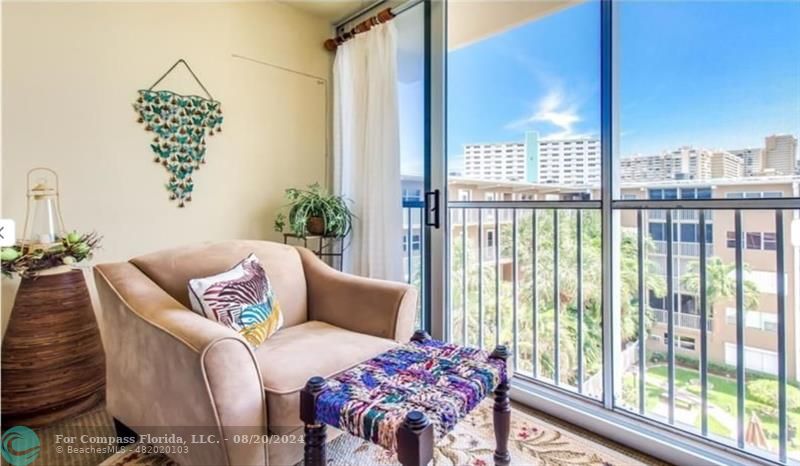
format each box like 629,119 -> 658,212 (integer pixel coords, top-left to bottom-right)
600,0 -> 615,410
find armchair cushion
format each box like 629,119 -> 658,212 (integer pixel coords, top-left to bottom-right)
254,320 -> 397,433
188,253 -> 284,347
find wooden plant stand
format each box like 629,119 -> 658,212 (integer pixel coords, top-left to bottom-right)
283,233 -> 344,271
1,269 -> 106,427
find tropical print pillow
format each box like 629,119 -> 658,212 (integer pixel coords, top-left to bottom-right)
188,253 -> 283,348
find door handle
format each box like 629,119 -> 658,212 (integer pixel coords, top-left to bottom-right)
425,189 -> 440,229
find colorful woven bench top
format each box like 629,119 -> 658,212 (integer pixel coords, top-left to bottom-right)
315,338 -> 507,451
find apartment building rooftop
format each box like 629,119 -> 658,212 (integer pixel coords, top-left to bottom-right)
444,174 -> 800,192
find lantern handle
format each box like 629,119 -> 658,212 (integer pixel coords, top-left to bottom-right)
26,167 -> 59,193
21,168 -> 67,247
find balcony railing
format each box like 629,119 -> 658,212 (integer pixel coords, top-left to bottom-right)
651,309 -> 712,331
441,201 -> 796,463
446,201 -> 603,400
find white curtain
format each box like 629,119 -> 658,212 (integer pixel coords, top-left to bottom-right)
333,22 -> 403,281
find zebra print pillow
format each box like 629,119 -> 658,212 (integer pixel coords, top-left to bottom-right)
188,253 -> 284,348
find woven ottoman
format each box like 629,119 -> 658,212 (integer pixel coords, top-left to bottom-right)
300,330 -> 510,466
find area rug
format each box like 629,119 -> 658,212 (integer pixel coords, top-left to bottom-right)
81,400 -> 665,466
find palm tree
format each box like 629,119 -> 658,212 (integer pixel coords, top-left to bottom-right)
680,256 -> 760,319
619,233 -> 667,343
449,209 -> 670,386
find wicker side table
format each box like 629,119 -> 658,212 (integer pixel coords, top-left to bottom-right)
283,233 -> 344,271
1,268 -> 105,427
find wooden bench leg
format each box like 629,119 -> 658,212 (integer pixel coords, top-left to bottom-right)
113,418 -> 139,448
491,345 -> 511,466
396,410 -> 434,466
300,376 -> 327,466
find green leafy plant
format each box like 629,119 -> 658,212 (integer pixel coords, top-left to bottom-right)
273,183 -> 353,237
749,379 -> 800,413
1,231 -> 102,278
681,256 -> 760,320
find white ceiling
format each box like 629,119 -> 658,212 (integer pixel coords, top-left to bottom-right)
283,0 -> 577,47
282,0 -> 577,77
281,0 -> 375,22
448,0 -> 578,50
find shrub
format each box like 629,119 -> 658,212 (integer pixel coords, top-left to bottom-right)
676,353 -> 696,368
748,379 -> 800,413
621,376 -> 638,408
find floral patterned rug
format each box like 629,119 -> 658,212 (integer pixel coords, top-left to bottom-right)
93,400 -> 665,466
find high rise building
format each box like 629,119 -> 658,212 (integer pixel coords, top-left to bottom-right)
709,150 -> 744,179
463,140 -> 527,182
463,134 -> 787,184
621,147 -> 743,181
764,134 -> 798,175
538,135 -> 600,185
462,132 -> 599,185
524,131 -> 539,183
729,148 -> 763,176
621,147 -> 704,181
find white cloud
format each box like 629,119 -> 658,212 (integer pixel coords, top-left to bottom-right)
507,88 -> 585,139
502,52 -> 596,139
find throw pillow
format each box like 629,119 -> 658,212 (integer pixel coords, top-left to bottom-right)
188,253 -> 283,347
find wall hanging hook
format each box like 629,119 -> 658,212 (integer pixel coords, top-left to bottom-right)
147,58 -> 215,101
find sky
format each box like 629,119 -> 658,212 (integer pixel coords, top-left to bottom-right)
442,0 -> 800,173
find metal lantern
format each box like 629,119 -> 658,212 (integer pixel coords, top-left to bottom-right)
21,168 -> 66,251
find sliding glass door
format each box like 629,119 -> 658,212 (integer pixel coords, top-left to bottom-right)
396,1 -> 428,328
430,0 -> 800,463
444,0 -> 604,397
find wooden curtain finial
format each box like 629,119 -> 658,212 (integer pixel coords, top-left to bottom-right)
323,7 -> 398,52
376,8 -> 395,23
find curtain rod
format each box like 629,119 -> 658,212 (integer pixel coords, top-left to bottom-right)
333,0 -> 423,32
326,0 -> 424,51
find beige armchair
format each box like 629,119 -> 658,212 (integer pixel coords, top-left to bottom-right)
94,240 -> 418,466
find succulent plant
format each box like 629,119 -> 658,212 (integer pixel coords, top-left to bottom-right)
1,231 -> 101,277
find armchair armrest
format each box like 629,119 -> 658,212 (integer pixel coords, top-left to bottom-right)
297,247 -> 418,342
94,263 -> 268,466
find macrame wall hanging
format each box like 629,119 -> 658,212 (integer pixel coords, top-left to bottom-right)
133,59 -> 223,208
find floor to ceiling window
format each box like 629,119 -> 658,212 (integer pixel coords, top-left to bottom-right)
396,2 -> 426,326
440,0 -> 800,463
612,1 -> 800,462
446,0 -> 604,399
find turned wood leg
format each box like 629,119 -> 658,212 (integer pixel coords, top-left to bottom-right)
300,376 -> 328,466
490,345 -> 511,466
411,329 -> 431,343
113,418 -> 139,447
396,410 -> 434,466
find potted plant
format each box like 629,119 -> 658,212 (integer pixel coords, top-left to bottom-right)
2,231 -> 101,278
273,183 -> 353,238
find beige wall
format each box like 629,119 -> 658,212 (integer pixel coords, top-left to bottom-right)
1,1 -> 333,333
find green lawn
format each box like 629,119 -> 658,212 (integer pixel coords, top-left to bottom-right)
624,365 -> 800,458
705,414 -> 732,438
